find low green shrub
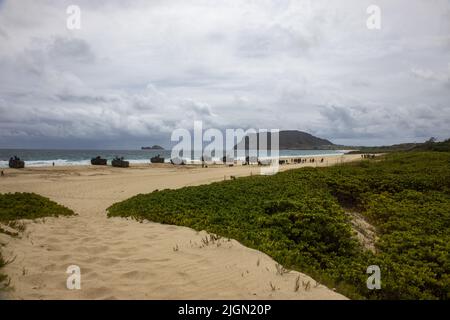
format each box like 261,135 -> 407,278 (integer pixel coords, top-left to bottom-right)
108,152 -> 450,299
0,192 -> 75,289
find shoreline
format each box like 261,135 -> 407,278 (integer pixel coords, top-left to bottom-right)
0,150 -> 351,169
0,154 -> 363,299
0,153 -> 352,171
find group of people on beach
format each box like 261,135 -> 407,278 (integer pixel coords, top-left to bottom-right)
292,158 -> 325,164
361,154 -> 376,159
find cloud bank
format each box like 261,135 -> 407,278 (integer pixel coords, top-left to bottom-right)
0,0 -> 449,148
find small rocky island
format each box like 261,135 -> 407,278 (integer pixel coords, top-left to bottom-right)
141,145 -> 164,150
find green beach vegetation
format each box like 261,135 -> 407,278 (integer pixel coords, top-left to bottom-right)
0,193 -> 75,289
346,137 -> 450,154
0,193 -> 74,222
108,152 -> 450,299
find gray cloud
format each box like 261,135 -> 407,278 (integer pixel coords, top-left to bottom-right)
0,0 -> 449,149
411,66 -> 450,87
47,36 -> 95,63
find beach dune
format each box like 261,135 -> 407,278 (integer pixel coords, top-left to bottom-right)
0,154 -> 361,300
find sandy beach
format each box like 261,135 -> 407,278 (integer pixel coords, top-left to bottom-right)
0,154 -> 362,300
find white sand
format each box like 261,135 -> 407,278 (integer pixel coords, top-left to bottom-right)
0,154 -> 362,300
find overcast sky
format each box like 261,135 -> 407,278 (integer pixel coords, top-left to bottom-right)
0,0 -> 449,149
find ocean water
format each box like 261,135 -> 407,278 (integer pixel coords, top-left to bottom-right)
0,149 -> 346,168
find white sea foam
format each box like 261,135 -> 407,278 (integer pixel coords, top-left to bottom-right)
0,159 -> 160,168
0,151 -> 345,168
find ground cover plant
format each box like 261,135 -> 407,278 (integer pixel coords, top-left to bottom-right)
108,152 -> 450,299
0,193 -> 75,288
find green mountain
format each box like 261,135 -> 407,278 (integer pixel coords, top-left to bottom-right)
235,130 -> 335,150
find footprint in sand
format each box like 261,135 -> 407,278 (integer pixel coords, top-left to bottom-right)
121,270 -> 156,280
